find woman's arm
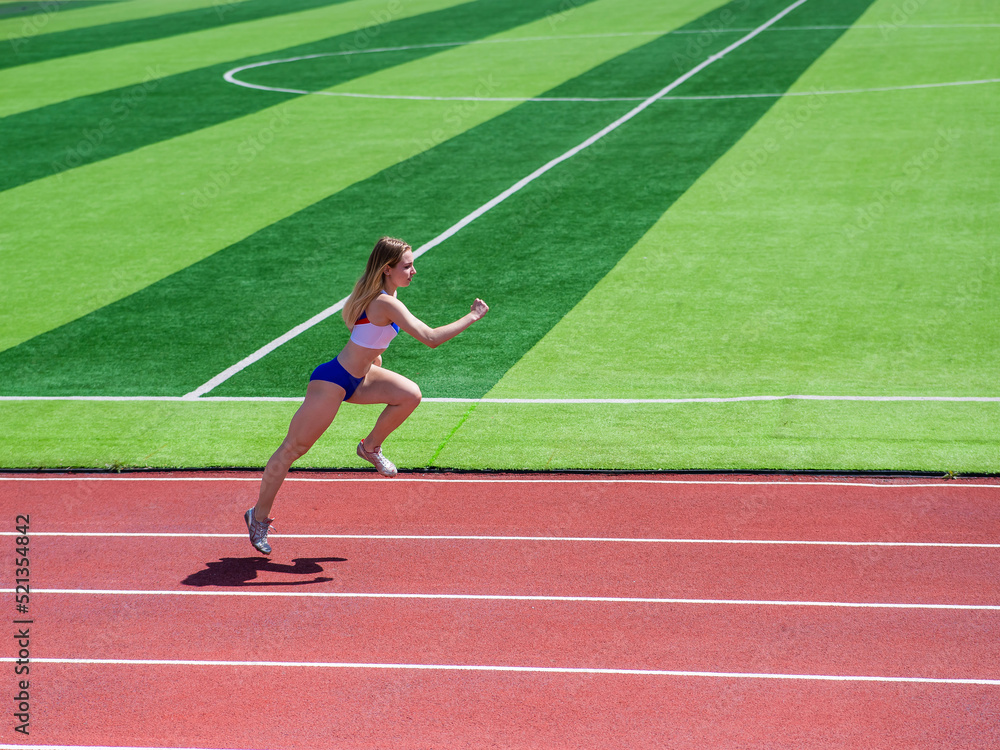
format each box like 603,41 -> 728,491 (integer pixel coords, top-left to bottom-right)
376,296 -> 489,348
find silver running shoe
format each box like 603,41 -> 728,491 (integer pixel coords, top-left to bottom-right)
357,440 -> 397,477
244,508 -> 274,555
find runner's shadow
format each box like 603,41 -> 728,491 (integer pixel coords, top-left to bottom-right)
182,557 -> 347,587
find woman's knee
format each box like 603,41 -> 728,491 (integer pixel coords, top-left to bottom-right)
280,437 -> 313,463
402,383 -> 422,409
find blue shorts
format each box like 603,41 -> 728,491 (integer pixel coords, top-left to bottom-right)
310,357 -> 364,400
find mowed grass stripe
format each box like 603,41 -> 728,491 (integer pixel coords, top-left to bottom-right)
0,0 -> 352,70
0,0 -> 119,25
433,401 -> 1000,472
0,0 -> 460,117
1,0 -> 507,349
484,1 -> 999,402
0,0 -> 713,365
440,0 -> 999,470
0,6 -> 994,474
329,0 -> 881,400
0,0 -> 246,39
452,2 -> 1000,472
0,397 -> 476,469
217,0 -> 873,399
0,390 -> 997,471
0,0 -> 603,193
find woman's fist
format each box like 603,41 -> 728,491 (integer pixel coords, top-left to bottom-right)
470,298 -> 489,320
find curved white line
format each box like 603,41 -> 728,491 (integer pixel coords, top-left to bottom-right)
195,1 -> 813,397
223,35 -> 1000,103
201,2 -> 1000,394
230,69 -> 1000,102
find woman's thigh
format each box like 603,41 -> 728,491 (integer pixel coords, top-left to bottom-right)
347,365 -> 420,406
284,379 -> 346,450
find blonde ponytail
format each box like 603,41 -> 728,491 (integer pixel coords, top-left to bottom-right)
342,237 -> 411,329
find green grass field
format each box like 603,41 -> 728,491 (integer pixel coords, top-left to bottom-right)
1,0 -> 997,471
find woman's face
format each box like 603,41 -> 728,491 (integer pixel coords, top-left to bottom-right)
384,249 -> 416,288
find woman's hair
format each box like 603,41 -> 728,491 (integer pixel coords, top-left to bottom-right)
342,237 -> 411,329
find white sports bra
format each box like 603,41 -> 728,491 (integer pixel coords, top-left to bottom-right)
349,291 -> 400,349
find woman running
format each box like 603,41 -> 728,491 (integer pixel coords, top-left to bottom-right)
245,236 -> 489,554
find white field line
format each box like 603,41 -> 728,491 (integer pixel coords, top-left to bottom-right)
428,395 -> 1000,403
1,477 -> 996,488
668,78 -> 1000,101
190,0 -> 810,398
782,23 -> 1000,29
226,22 -> 1000,76
2,532 -> 998,548
223,23 -> 1000,95
218,31 -> 819,96
3,394 -> 999,403
180,291 -> 350,398
228,69 -> 1000,102
4,589 -> 998,611
0,656 -> 996,684
224,27 -> 1000,102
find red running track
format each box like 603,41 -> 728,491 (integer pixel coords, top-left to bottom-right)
1,472 -> 998,749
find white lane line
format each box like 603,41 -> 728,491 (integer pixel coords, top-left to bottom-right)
1,477 -> 995,487
2,657 -> 997,684
2,533 -> 998,548
0,747 -> 254,750
6,589 -> 999,611
0,747 -> 253,750
3,394 -> 999,403
190,0 -> 810,398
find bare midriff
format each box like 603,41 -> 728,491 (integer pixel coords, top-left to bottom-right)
336,339 -> 386,379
